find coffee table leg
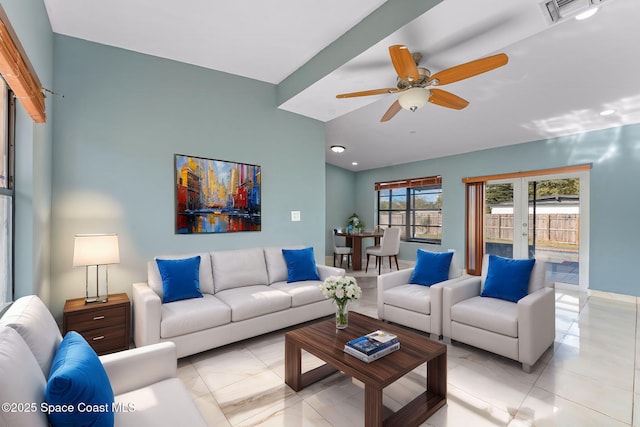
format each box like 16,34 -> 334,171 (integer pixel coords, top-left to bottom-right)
284,335 -> 302,391
364,384 -> 383,426
427,351 -> 447,398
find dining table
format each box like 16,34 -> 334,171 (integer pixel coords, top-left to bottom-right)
335,231 -> 384,271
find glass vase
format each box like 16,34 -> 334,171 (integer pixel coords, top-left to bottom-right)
335,301 -> 349,329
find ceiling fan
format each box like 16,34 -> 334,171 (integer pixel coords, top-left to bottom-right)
336,45 -> 508,122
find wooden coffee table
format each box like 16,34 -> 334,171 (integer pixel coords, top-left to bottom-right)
285,312 -> 447,426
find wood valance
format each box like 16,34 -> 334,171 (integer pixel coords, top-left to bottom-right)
0,7 -> 45,123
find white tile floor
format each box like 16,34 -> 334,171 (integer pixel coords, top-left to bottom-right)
177,277 -> 640,426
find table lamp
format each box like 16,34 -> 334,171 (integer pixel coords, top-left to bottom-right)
73,234 -> 120,303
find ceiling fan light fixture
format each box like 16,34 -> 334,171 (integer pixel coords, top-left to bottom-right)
330,145 -> 346,153
398,87 -> 430,111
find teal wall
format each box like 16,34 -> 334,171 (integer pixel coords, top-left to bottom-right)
1,0 -> 54,304
325,163 -> 357,257
51,35 -> 326,318
328,124 -> 640,295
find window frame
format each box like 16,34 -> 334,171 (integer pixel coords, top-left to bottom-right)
0,78 -> 15,310
376,176 -> 443,245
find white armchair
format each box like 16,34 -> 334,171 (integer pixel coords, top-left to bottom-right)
442,254 -> 555,372
377,251 -> 462,339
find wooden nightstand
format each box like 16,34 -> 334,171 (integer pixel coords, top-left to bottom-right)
63,293 -> 131,355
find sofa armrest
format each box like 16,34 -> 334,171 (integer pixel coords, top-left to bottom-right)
317,265 -> 346,280
442,276 -> 481,338
377,268 -> 414,318
99,342 -> 177,395
132,282 -> 162,348
518,286 -> 555,367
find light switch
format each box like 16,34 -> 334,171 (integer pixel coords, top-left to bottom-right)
291,211 -> 301,222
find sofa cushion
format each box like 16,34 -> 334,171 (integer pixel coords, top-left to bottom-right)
215,286 -> 291,321
270,280 -> 325,307
148,252 -> 214,300
211,248 -> 269,292
383,284 -> 432,315
114,378 -> 206,426
156,256 -> 203,303
264,246 -> 304,284
160,295 -> 231,338
482,255 -> 535,303
0,295 -> 62,377
282,247 -> 320,282
451,296 -> 518,338
0,327 -> 49,427
46,331 -> 115,427
409,250 -> 454,287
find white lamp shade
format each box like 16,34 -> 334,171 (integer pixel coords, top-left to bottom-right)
73,234 -> 120,266
398,87 -> 430,111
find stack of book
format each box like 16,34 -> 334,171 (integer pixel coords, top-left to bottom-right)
343,330 -> 400,363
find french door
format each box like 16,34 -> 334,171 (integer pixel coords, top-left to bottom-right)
484,171 -> 589,290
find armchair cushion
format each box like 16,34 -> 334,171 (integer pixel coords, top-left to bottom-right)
481,255 -> 535,302
282,247 -> 321,283
383,284 -> 432,315
156,256 -> 203,303
46,331 -> 115,427
0,327 -> 49,427
409,250 -> 454,286
0,294 -> 62,377
450,296 -> 519,338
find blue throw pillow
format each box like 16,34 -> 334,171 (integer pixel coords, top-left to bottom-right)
409,250 -> 454,286
282,247 -> 321,283
156,256 -> 203,303
481,255 -> 535,302
46,331 -> 114,427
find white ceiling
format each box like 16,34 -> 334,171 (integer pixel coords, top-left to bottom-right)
43,0 -> 640,171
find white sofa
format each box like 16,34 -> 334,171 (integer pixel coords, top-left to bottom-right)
0,295 -> 206,427
133,246 -> 344,358
442,255 -> 555,372
377,252 -> 462,339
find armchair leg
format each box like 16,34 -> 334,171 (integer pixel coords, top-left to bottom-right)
365,254 -> 371,272
393,255 -> 399,271
333,254 -> 337,267
378,256 -> 382,275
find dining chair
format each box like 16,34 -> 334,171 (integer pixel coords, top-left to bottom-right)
332,229 -> 352,268
365,227 -> 401,274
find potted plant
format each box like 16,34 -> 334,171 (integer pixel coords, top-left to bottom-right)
347,213 -> 365,234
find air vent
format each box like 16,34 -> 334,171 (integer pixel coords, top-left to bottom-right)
542,0 -> 605,23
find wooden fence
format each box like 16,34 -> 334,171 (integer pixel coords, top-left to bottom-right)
485,214 -> 579,245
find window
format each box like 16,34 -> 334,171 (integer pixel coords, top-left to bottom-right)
376,176 -> 442,244
0,78 -> 14,311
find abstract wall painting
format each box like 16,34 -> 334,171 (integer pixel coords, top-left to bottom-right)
175,154 -> 261,234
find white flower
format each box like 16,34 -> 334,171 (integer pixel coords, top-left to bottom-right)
319,275 -> 361,305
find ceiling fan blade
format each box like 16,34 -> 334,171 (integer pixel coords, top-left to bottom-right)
380,100 -> 402,122
428,53 -> 508,85
389,45 -> 419,81
336,88 -> 397,99
428,89 -> 469,110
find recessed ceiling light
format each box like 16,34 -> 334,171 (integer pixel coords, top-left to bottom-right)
351,162 -> 358,166
600,109 -> 616,116
330,145 -> 346,153
575,7 -> 598,20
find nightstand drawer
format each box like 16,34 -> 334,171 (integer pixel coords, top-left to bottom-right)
66,305 -> 126,333
80,326 -> 127,355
